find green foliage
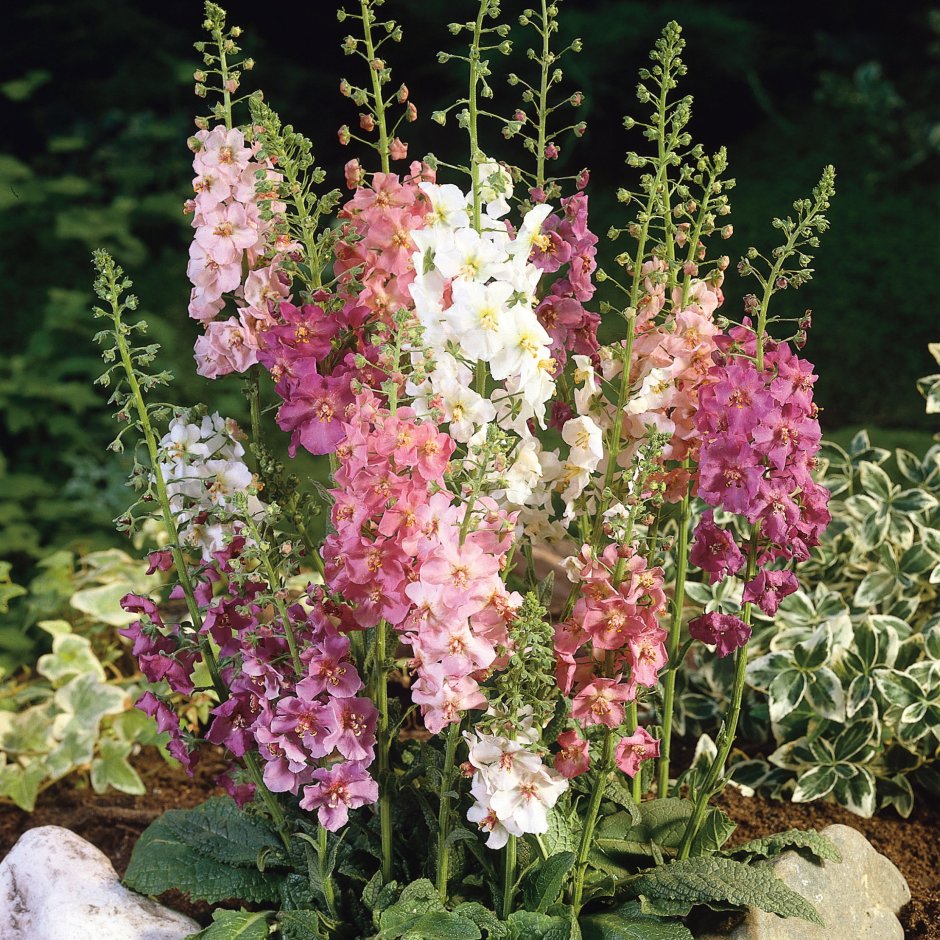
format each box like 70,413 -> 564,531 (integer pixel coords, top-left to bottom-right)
629,856 -> 823,924
580,902 -> 694,940
187,910 -> 273,940
124,798 -> 288,905
726,829 -> 841,865
0,564 -> 163,811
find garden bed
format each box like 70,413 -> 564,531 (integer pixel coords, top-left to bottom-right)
1,751 -> 936,937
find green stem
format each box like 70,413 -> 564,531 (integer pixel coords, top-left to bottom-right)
534,0 -> 551,191
319,824 -> 339,918
468,2 -> 488,230
570,728 -> 614,911
360,0 -> 391,174
677,532 -> 758,859
656,476 -> 691,796
374,620 -> 394,882
436,722 -> 461,898
501,835 -> 517,919
242,513 -> 303,675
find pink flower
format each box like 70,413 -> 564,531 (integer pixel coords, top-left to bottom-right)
322,697 -> 378,762
554,730 -> 591,778
571,678 -> 633,728
388,137 -> 408,161
300,760 -> 379,831
194,317 -> 259,378
195,203 -> 258,266
615,727 -> 660,778
411,663 -> 486,734
688,612 -> 751,658
298,634 -> 362,698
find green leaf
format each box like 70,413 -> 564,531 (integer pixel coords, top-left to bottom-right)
277,910 -> 324,940
768,671 -> 806,723
124,800 -> 286,905
378,879 -> 482,940
506,910 -> 574,940
805,668 -> 846,722
0,561 -> 26,614
859,462 -> 893,500
157,797 -> 285,867
630,856 -> 823,924
185,910 -> 272,940
90,737 -> 145,795
837,767 -> 877,818
793,625 -> 832,670
580,901 -> 693,939
854,572 -> 896,608
36,634 -> 106,685
792,766 -> 838,803
726,829 -> 841,864
0,761 -> 46,812
522,852 -> 576,913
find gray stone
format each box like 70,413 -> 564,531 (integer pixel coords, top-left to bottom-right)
0,825 -> 199,939
697,823 -> 910,940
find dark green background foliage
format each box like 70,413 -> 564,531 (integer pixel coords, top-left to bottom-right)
3,0 -> 938,574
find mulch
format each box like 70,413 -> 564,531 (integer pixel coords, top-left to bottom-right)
1,750 -> 937,937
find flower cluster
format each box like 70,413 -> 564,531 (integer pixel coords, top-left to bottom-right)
690,323 -> 830,646
530,188 -> 601,370
158,412 -> 263,559
323,394 -> 521,734
255,165 -> 433,455
187,125 -> 291,378
555,544 -> 669,778
406,167 -> 557,493
465,729 -> 568,849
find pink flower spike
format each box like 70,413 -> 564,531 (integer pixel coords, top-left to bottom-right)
571,678 -> 633,729
322,697 -> 377,762
615,727 -> 660,778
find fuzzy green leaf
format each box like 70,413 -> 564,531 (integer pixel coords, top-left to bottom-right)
630,856 -> 823,924
506,910 -> 574,940
580,901 -> 693,940
124,800 -> 286,904
185,910 -> 272,940
726,829 -> 841,864
522,851 -> 576,913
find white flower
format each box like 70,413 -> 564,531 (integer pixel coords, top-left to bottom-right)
625,366 -> 674,415
502,438 -> 544,506
487,762 -> 568,835
476,160 -> 514,218
508,203 -> 554,259
488,309 -> 552,382
562,415 -> 604,472
435,227 -> 503,282
572,354 -> 600,415
420,182 -> 470,229
449,279 -> 516,362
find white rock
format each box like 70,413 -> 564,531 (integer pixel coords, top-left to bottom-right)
0,826 -> 199,940
696,823 -> 910,940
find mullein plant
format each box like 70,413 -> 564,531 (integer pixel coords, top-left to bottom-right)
93,2 -> 841,936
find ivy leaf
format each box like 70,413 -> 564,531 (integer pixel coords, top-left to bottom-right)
835,766 -> 877,818
805,667 -> 846,722
768,671 -> 806,723
90,737 -> 145,795
725,829 -> 840,864
630,856 -> 823,924
521,851 -> 576,913
792,766 -> 838,803
185,910 -> 272,939
580,901 -> 693,940
124,800 -> 286,904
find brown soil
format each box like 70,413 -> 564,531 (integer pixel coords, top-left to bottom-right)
1,755 -> 936,937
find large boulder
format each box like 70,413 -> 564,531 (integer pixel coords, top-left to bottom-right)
697,823 -> 910,940
0,825 -> 199,939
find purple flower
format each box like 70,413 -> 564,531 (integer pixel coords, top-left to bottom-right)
689,612 -> 751,658
743,569 -> 798,616
297,633 -> 362,698
696,441 -> 764,515
299,761 -> 378,831
689,511 -> 746,583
